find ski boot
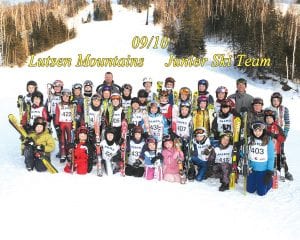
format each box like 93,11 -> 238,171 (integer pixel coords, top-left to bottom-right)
219,183 -> 229,192
60,155 -> 66,163
285,172 -> 294,181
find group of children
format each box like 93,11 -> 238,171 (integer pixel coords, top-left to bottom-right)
17,72 -> 293,196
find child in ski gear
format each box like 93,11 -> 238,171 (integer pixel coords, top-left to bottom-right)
64,126 -> 93,174
192,95 -> 211,134
100,127 -> 121,175
126,97 -> 149,135
162,134 -> 184,183
83,80 -> 94,98
247,121 -> 275,196
21,91 -> 48,133
72,83 -> 84,128
148,101 -> 169,153
163,77 -> 176,105
197,79 -> 214,105
209,132 -> 233,191
142,77 -> 156,102
121,83 -> 132,114
247,97 -> 265,131
54,88 -> 75,163
137,89 -> 149,112
228,78 -> 254,114
23,117 -> 55,171
18,80 -> 38,109
269,92 -> 293,181
105,92 -> 125,142
178,87 -> 192,105
100,85 -> 112,115
125,125 -> 145,177
264,109 -> 287,179
191,128 -> 212,181
140,136 -> 163,180
159,89 -> 173,124
211,99 -> 235,141
214,86 -> 228,113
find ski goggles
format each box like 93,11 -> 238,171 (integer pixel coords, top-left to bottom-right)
194,128 -> 206,136
111,95 -> 121,101
264,109 -> 275,116
220,131 -> 233,138
123,84 -> 132,91
252,98 -> 264,105
251,122 -> 266,130
62,92 -> 71,97
73,83 -> 82,90
91,95 -> 101,101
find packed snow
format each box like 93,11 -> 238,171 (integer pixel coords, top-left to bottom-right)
0,1 -> 299,240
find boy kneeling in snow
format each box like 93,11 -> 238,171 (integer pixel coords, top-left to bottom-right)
23,117 -> 55,172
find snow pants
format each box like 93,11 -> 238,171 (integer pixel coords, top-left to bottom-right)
24,145 -> 47,172
212,163 -> 231,184
247,170 -> 272,196
125,164 -> 144,177
191,156 -> 208,181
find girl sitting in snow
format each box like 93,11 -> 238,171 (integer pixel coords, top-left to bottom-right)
161,135 -> 184,183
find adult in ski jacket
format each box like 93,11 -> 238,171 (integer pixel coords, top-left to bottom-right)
228,78 -> 254,114
96,72 -> 121,94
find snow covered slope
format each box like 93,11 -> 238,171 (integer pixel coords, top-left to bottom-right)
0,1 -> 299,240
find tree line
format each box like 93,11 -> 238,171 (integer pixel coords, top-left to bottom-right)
0,0 -> 87,67
152,0 -> 300,82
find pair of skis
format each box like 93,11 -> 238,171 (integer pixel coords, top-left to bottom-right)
8,114 -> 58,174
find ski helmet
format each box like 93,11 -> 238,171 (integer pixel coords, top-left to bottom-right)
179,87 -> 191,101
146,135 -> 157,145
159,89 -> 169,98
215,86 -> 228,98
76,125 -> 88,138
111,92 -> 122,101
220,99 -> 232,110
61,89 -> 72,102
122,84 -> 132,93
179,101 -> 191,116
164,77 -> 175,88
53,80 -> 64,88
101,85 -> 112,94
143,77 -> 153,86
162,134 -> 173,144
227,98 -> 236,109
198,79 -> 208,89
264,109 -> 276,122
33,116 -> 47,131
72,83 -> 82,91
31,91 -> 44,105
133,125 -> 143,134
83,80 -> 93,87
219,131 -> 233,145
197,95 -> 208,105
194,127 -> 207,137
137,89 -> 148,98
26,80 -> 38,91
131,97 -> 140,106
105,126 -> 116,144
252,97 -> 264,106
91,93 -> 101,101
271,92 -> 282,105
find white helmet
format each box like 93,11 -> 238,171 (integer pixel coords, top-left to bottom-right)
143,77 -> 152,85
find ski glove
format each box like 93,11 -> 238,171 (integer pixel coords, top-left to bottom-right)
133,159 -> 142,168
55,126 -> 61,136
269,132 -> 278,139
35,145 -> 45,152
263,170 -> 273,185
151,153 -> 163,164
24,137 -> 35,147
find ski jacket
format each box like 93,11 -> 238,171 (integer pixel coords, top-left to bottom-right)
46,94 -> 61,116
159,103 -> 172,122
269,105 -> 290,137
198,91 -> 214,105
266,123 -> 285,154
100,140 -> 120,162
172,115 -> 193,141
26,130 -> 55,157
148,112 -> 169,139
248,138 -> 274,172
128,140 -> 145,165
162,147 -> 184,174
211,112 -> 234,139
192,109 -> 210,134
22,104 -> 48,127
140,147 -> 156,166
55,103 -> 74,125
228,91 -> 254,113
211,145 -> 233,164
192,137 -> 211,161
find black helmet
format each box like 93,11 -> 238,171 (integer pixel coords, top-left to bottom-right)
131,97 -> 140,105
83,80 -> 93,87
198,79 -> 208,89
26,80 -> 38,91
72,83 -> 82,91
138,89 -> 148,98
33,117 -> 46,131
271,92 -> 282,105
31,91 -> 44,104
122,84 -> 132,92
252,97 -> 264,106
264,109 -> 276,122
162,134 -> 173,144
